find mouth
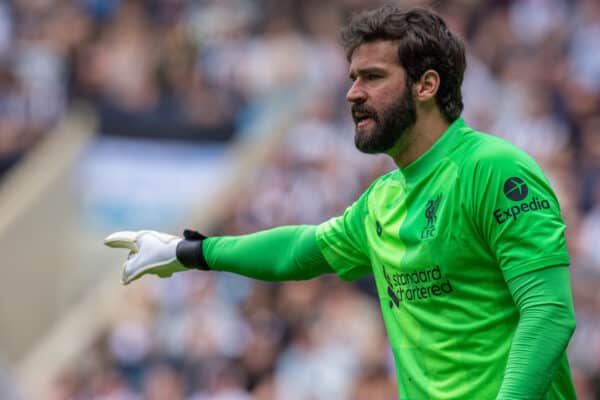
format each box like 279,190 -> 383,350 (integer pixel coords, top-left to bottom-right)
357,118 -> 374,128
353,111 -> 376,128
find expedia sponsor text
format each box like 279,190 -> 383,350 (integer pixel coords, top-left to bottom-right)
493,196 -> 550,224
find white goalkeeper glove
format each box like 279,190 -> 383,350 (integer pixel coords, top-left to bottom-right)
104,229 -> 207,285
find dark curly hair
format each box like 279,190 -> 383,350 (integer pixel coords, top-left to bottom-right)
341,5 -> 466,122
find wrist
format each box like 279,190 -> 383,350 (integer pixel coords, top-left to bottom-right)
175,229 -> 209,270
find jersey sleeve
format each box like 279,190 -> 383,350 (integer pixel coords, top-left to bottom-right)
469,142 -> 570,281
315,183 -> 374,281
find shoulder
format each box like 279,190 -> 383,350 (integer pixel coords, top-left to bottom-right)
361,170 -> 401,195
454,126 -> 560,212
458,129 -> 543,176
363,169 -> 405,203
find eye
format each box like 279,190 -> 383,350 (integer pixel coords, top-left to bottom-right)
366,73 -> 382,81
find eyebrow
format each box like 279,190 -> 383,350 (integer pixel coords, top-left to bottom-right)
349,67 -> 387,80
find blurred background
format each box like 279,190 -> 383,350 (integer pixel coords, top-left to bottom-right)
0,0 -> 599,399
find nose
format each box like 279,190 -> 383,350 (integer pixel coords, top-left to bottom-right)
346,81 -> 367,104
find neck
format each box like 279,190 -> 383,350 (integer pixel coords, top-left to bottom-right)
388,110 -> 450,168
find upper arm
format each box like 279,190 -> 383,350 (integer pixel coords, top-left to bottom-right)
468,143 -> 570,281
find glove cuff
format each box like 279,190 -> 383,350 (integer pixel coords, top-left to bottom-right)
176,229 -> 209,270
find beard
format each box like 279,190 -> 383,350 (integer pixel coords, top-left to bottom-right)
352,88 -> 416,154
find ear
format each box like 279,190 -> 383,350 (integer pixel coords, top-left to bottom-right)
413,69 -> 440,102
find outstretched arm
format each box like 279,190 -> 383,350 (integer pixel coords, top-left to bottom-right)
496,265 -> 576,400
105,184 -> 373,285
105,225 -> 333,284
203,225 -> 333,281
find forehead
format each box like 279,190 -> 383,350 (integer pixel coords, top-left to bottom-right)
348,40 -> 400,71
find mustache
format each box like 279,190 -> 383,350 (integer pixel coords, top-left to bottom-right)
351,104 -> 378,121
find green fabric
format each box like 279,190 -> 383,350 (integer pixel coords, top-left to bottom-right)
498,266 -> 577,400
203,225 -> 332,281
316,117 -> 574,399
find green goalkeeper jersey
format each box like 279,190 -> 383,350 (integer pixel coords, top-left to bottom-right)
315,118 -> 575,399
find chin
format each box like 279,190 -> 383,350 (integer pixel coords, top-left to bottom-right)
354,129 -> 371,151
355,132 -> 385,154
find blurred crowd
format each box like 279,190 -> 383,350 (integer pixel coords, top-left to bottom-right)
2,0 -> 600,399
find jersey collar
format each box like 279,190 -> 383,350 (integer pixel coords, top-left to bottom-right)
399,117 -> 468,185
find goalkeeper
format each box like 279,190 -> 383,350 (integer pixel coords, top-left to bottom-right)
105,6 -> 577,400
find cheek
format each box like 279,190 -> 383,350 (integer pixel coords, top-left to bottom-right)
372,98 -> 394,118
372,85 -> 405,113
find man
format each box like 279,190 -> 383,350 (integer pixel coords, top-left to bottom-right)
105,6 -> 577,399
